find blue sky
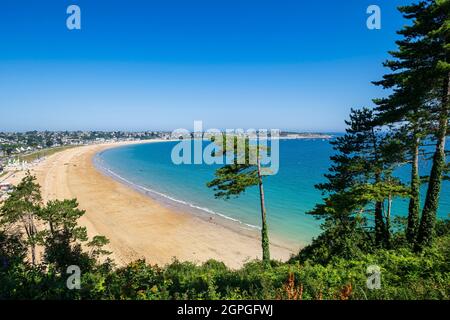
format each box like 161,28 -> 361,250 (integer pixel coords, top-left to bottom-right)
0,0 -> 411,132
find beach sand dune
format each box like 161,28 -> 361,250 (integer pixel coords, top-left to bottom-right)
6,141 -> 296,269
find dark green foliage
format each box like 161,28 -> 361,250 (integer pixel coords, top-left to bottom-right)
103,260 -> 167,300
0,174 -> 449,300
372,0 -> 449,249
300,0 -> 448,279
207,164 -> 258,199
412,0 -> 449,248
1,173 -> 42,265
309,108 -> 409,254
0,174 -> 112,299
295,218 -> 374,265
37,199 -> 102,273
0,231 -> 26,270
1,233 -> 448,300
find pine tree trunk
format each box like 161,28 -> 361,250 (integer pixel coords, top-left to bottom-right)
374,201 -> 386,247
407,134 -> 420,244
257,155 -> 270,268
374,169 -> 386,247
23,214 -> 37,265
30,243 -> 36,266
386,195 -> 392,248
417,73 -> 449,249
372,129 -> 387,247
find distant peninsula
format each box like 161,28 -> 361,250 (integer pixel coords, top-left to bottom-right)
278,132 -> 333,139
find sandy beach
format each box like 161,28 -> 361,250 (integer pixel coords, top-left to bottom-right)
3,141 -> 297,269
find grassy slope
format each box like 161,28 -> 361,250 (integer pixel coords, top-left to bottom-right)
18,145 -> 79,162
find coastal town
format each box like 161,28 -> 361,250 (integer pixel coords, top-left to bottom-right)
0,130 -> 173,200
0,130 -> 331,201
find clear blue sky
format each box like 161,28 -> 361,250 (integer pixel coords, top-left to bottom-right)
0,0 -> 411,132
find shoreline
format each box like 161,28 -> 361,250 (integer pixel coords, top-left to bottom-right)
93,146 -> 299,252
5,140 -> 297,269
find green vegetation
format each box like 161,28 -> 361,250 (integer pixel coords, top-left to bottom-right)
18,146 -> 78,163
0,0 -> 448,300
0,175 -> 448,299
372,0 -> 449,251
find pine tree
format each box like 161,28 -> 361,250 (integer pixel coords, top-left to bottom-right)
396,0 -> 450,249
373,0 -> 449,248
0,173 -> 42,265
373,56 -> 431,244
207,135 -> 272,268
310,108 -> 408,249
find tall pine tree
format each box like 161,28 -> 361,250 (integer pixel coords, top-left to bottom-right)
309,108 -> 408,249
373,0 -> 449,248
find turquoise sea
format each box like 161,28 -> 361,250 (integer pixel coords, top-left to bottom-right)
95,139 -> 449,247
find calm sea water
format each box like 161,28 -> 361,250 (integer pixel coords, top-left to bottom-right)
96,139 -> 449,246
